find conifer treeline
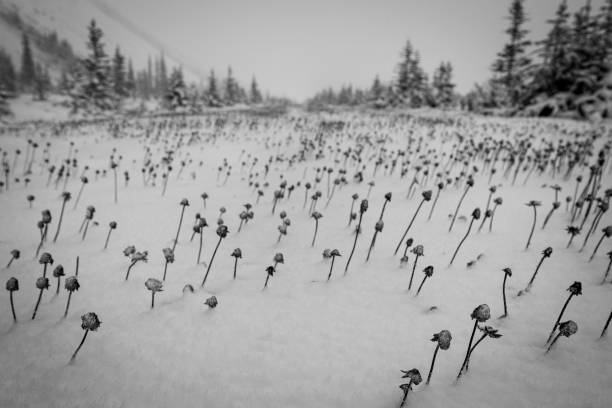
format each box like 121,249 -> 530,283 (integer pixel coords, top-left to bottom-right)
0,17 -> 268,113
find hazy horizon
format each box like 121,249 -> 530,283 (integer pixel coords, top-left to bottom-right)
73,0 -> 608,100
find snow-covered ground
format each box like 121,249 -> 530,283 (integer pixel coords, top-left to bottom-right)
0,113 -> 610,408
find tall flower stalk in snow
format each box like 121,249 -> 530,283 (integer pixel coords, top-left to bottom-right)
427,182 -> 444,221
426,330 -> 451,384
31,276 -> 50,320
525,200 -> 541,250
457,304 -> 490,378
546,281 -> 582,344
145,278 -> 163,309
398,369 -> 422,408
263,265 -> 275,289
601,251 -> 612,284
565,226 -> 580,248
195,217 -> 208,264
231,248 -> 242,279
449,177 -> 473,233
519,247 -> 553,294
601,309 -> 611,338
63,275 -> 80,318
201,225 -> 228,288
162,248 -> 175,281
70,312 -> 101,363
457,326 -> 502,380
172,198 -> 190,251
588,226 -> 612,262
6,249 -> 20,268
415,265 -> 434,296
344,199 -> 368,275
52,265 -> 65,295
103,221 -> 117,250
546,320 -> 577,353
394,190 -> 431,255
488,197 -> 502,232
311,211 -> 322,247
327,249 -> 341,281
500,268 -> 512,318
124,247 -> 148,281
449,208 -> 480,266
408,245 -> 424,290
52,191 -> 71,243
6,277 -> 19,322
348,193 -> 358,226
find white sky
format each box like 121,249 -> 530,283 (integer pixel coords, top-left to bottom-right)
103,0 -> 604,101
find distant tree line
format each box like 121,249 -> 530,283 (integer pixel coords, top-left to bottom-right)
307,40 -> 456,110
0,13 -> 271,115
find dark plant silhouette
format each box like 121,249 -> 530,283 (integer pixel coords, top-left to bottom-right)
525,200 -> 541,250
546,320 -> 577,353
458,304 -> 490,378
70,312 -> 101,363
344,199 -> 368,275
601,309 -> 611,338
415,265 -> 434,296
588,226 -> 612,262
231,248 -> 242,279
457,326 -> 502,380
519,247 -> 553,294
546,281 -> 582,344
408,245 -> 424,290
394,190 -> 431,255
6,277 -> 19,322
427,182 -> 444,221
348,193 -> 358,226
601,251 -> 612,284
145,278 -> 163,308
124,248 -> 148,281
311,211 -> 322,247
565,226 -> 580,248
52,191 -> 71,243
63,276 -> 80,318
104,221 -> 117,250
449,177 -> 473,232
6,249 -> 20,268
201,225 -> 229,288
399,369 -> 422,407
500,268 -> 512,318
326,249 -> 341,281
52,265 -> 65,295
488,197 -> 503,232
426,330 -> 451,384
172,198 -> 190,251
263,265 -> 275,289
450,208 -> 480,266
31,276 -> 50,320
162,248 -> 175,281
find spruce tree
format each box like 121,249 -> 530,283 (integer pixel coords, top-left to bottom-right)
250,76 -> 263,104
224,66 -> 237,105
207,69 -> 220,106
33,64 -> 50,101
492,0 -> 531,107
126,59 -> 136,96
0,49 -> 17,94
20,33 -> 36,91
75,19 -> 113,111
112,47 -> 127,100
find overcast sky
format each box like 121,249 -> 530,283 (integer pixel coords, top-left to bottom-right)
104,0 -> 603,101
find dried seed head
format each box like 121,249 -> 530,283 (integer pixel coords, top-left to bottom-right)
81,312 -> 101,331
52,265 -> 65,278
65,276 -> 80,292
204,296 -> 218,308
471,304 -> 491,322
145,278 -> 163,292
431,330 -> 452,350
36,277 -> 50,290
6,277 -> 19,291
558,320 -> 578,337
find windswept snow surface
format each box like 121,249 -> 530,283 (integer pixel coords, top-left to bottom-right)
0,114 -> 611,408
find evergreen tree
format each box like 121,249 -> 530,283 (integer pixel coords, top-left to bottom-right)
159,54 -> 168,97
74,19 -> 113,111
0,49 -> 17,94
224,66 -> 238,104
112,46 -> 127,100
146,56 -> 153,99
165,66 -> 186,108
396,40 -> 413,100
33,63 -> 51,100
126,59 -> 136,96
250,76 -> 263,104
492,0 -> 532,107
432,62 -> 455,107
20,33 -> 36,91
207,69 -> 220,106
369,75 -> 384,101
